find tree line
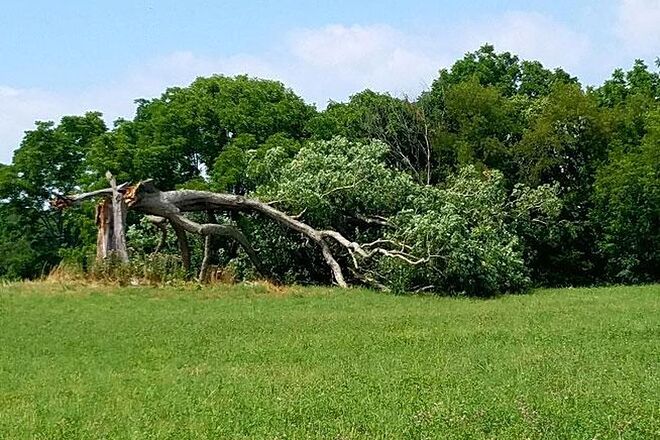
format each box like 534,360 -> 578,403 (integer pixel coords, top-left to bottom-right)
0,45 -> 658,294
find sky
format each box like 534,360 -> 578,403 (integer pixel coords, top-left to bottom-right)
1,0 -> 659,164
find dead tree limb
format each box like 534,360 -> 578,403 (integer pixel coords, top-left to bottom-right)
172,222 -> 191,271
123,181 -> 358,286
108,173 -> 129,262
95,199 -> 111,261
53,178 -> 418,288
199,235 -> 212,282
145,215 -> 168,254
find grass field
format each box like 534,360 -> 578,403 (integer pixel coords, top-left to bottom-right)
0,282 -> 658,439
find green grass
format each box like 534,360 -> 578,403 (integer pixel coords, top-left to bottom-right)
1,282 -> 658,439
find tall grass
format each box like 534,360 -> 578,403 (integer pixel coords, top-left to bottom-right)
48,253 -> 189,285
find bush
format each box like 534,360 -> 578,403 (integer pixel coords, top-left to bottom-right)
592,111 -> 660,282
379,167 -> 560,295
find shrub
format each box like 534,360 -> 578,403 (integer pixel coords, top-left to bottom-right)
379,167 -> 560,295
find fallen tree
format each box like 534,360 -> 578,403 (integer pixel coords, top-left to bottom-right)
52,173 -> 420,287
51,140 -> 561,296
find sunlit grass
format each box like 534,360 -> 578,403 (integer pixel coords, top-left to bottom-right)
1,283 -> 658,439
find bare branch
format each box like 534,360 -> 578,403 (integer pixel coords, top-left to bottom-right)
50,182 -> 130,209
146,216 -> 168,253
55,180 -> 428,289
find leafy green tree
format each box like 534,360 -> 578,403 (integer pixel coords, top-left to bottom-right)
92,75 -> 315,189
429,44 -> 522,97
211,132 -> 303,194
85,118 -> 138,186
211,133 -> 256,194
594,60 -> 660,153
417,46 -> 578,183
245,133 -> 301,189
518,60 -> 576,98
592,109 -> 660,282
516,83 -> 608,189
420,44 -> 576,108
309,90 -> 435,184
257,137 -> 415,229
0,113 -> 106,277
514,84 -> 610,283
10,113 -> 106,200
436,78 -> 518,175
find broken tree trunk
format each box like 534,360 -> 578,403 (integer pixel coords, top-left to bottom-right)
53,178 -> 424,287
95,199 -> 112,261
92,174 -> 129,262
108,173 -> 129,263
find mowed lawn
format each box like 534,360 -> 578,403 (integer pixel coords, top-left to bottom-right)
0,283 -> 658,439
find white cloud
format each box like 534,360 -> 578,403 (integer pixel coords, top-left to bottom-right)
0,87 -> 71,163
291,24 -> 399,69
0,16 -> 597,164
0,53 -> 282,164
616,0 -> 660,52
287,24 -> 444,101
458,12 -> 591,73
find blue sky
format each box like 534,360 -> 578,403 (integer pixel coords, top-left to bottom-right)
1,0 -> 659,163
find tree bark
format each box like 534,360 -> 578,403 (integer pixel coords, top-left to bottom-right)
172,222 -> 191,272
108,173 -> 129,262
124,182 -> 355,286
95,199 -> 112,261
199,235 -> 212,282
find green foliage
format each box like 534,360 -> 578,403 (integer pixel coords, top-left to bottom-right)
595,60 -> 660,154
380,167 -> 561,295
438,78 -> 518,174
0,114 -> 105,279
211,132 -> 303,194
308,90 -> 435,183
126,217 -> 167,255
246,133 -> 301,189
255,140 -> 560,295
420,44 -> 577,107
245,137 -> 416,284
0,208 -> 42,279
97,75 -> 314,189
211,133 -> 255,193
11,113 -> 107,200
592,109 -> 660,282
258,137 -> 415,226
516,83 -> 608,189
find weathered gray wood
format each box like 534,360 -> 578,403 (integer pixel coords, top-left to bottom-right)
108,172 -> 129,263
54,179 -> 421,288
171,222 -> 191,271
126,185 -> 352,286
199,236 -> 212,282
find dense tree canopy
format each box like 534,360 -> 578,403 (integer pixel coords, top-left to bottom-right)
1,46 -> 658,293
